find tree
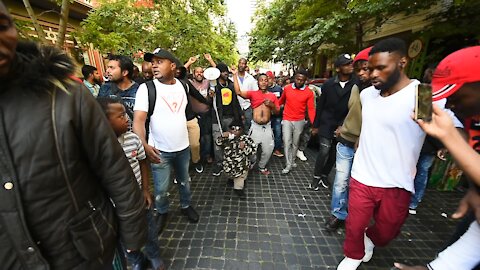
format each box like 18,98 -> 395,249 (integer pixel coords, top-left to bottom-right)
79,0 -> 239,65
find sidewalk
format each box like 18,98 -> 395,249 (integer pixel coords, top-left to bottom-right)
158,148 -> 464,269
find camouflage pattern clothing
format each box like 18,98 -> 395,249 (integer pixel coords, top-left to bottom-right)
216,134 -> 257,178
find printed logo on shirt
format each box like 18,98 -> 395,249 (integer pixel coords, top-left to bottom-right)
160,92 -> 185,113
221,88 -> 233,106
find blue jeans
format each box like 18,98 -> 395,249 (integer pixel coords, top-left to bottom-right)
331,142 -> 355,220
151,147 -> 192,214
409,153 -> 435,209
271,117 -> 283,151
126,209 -> 163,265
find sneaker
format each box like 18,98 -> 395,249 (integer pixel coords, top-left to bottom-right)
292,162 -> 298,168
149,257 -> 166,270
212,165 -> 223,176
362,233 -> 375,262
409,208 -> 417,215
296,150 -> 307,161
273,150 -> 284,157
337,257 -> 362,270
181,206 -> 199,223
259,167 -> 271,175
281,166 -> 291,174
324,216 -> 344,232
309,176 -> 321,189
317,178 -> 329,189
194,163 -> 204,173
173,178 -> 178,184
234,189 -> 246,199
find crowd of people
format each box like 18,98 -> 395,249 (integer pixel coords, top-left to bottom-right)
1,2 -> 480,269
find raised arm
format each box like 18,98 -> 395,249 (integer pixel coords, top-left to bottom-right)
231,66 -> 249,99
184,56 -> 197,69
204,53 -> 216,67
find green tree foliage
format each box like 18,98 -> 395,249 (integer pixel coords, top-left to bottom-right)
249,0 -> 451,65
79,0 -> 238,65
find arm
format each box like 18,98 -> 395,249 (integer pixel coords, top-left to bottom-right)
187,81 -> 209,104
278,87 -> 286,105
313,87 -> 326,128
204,53 -> 216,67
139,159 -> 153,208
231,66 -> 249,99
306,90 -> 316,125
184,56 -> 197,69
417,104 -> 480,186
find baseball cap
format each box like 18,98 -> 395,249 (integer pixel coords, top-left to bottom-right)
266,71 -> 275,78
216,62 -> 229,73
144,48 -> 180,66
353,47 -> 372,64
334,54 -> 353,67
432,46 -> 480,101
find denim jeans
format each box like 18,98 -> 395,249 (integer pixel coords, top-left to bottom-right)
151,147 -> 192,214
409,153 -> 435,209
126,209 -> 163,265
271,116 -> 283,151
331,142 -> 355,220
243,106 -> 253,133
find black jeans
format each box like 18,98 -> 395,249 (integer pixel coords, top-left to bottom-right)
313,136 -> 336,178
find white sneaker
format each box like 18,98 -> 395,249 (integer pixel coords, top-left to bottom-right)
362,234 -> 375,262
409,208 -> 417,215
337,257 -> 362,270
296,150 -> 307,161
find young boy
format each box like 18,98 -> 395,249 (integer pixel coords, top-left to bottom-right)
215,121 -> 257,199
97,97 -> 165,270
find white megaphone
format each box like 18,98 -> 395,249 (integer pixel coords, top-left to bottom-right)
203,67 -> 220,88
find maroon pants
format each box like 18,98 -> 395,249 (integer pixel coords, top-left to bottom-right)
343,178 -> 411,259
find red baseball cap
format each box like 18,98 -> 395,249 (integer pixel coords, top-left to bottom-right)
432,46 -> 480,101
353,46 -> 372,64
266,71 -> 275,78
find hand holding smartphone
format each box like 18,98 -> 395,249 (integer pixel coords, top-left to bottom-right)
415,83 -> 433,122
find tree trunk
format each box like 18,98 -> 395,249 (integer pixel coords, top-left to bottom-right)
355,22 -> 364,51
56,0 -> 70,48
22,0 -> 47,44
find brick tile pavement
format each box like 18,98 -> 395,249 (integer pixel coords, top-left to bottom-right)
158,148 -> 465,269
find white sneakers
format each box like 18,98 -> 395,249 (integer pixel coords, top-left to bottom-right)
296,150 -> 307,161
337,234 -> 375,270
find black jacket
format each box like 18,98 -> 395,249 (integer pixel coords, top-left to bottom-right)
0,42 -> 147,269
313,75 -> 358,139
212,80 -> 242,126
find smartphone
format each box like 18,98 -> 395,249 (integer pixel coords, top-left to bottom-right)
415,83 -> 433,122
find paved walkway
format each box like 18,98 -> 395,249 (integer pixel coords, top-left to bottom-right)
159,148 -> 464,269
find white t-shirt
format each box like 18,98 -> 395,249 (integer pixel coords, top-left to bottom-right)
351,80 -> 434,193
134,79 -> 189,152
237,73 -> 258,110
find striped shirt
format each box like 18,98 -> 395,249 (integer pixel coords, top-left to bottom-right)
118,131 -> 146,188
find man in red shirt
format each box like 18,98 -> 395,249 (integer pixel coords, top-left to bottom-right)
278,69 -> 316,174
232,67 -> 280,175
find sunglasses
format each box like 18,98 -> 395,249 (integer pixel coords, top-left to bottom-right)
230,126 -> 241,131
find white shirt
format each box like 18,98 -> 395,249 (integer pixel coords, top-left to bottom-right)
351,80 -> 432,193
237,72 -> 258,110
134,79 -> 189,152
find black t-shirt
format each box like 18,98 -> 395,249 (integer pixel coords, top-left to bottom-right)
216,82 -> 235,117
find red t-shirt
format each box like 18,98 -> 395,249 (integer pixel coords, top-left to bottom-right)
245,90 -> 279,110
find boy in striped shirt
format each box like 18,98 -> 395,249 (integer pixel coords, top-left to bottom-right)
98,96 -> 165,270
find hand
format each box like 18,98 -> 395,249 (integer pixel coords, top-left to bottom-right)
263,99 -> 274,108
393,263 -> 428,270
142,189 -> 153,209
311,128 -> 318,136
239,141 -> 245,149
144,145 -> 161,164
221,132 -> 230,138
334,126 -> 342,137
188,56 -> 197,63
204,53 -> 212,61
231,66 -> 238,75
437,148 -> 448,161
208,89 -> 215,98
416,104 -> 456,141
452,187 -> 480,224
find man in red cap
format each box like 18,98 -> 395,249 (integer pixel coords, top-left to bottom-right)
395,46 -> 480,270
324,47 -> 371,232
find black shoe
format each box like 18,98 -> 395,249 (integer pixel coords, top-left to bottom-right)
213,165 -> 223,176
194,162 -> 204,173
227,178 -> 234,187
181,206 -> 199,223
234,189 -> 246,200
155,212 -> 168,236
324,216 -> 344,232
132,256 -> 148,270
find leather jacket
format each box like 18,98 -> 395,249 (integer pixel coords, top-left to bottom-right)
0,42 -> 147,269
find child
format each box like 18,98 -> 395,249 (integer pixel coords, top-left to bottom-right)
215,121 -> 257,198
97,97 -> 165,270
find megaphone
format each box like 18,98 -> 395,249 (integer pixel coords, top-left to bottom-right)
203,67 -> 220,88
